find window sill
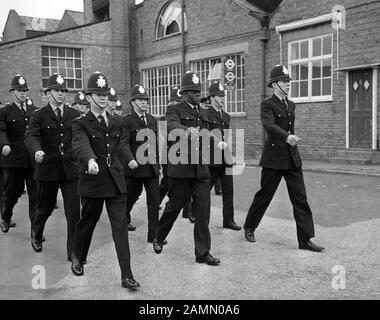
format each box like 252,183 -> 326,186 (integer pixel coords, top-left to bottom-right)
229,112 -> 246,117
290,96 -> 333,103
154,32 -> 183,42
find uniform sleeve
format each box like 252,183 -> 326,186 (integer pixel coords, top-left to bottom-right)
261,100 -> 290,141
0,107 -> 10,149
165,105 -> 188,132
24,110 -> 43,155
120,117 -> 135,164
72,118 -> 97,164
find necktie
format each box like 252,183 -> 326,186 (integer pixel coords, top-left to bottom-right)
282,98 -> 289,111
20,103 -> 26,114
56,107 -> 62,122
98,114 -> 107,129
141,115 -> 147,126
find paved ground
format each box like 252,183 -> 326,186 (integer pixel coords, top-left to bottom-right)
1,161 -> 380,300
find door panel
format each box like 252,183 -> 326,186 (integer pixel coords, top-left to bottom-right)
349,69 -> 372,148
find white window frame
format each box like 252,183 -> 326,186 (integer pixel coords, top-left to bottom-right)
142,63 -> 182,116
190,53 -> 246,115
288,34 -> 333,103
155,1 -> 187,40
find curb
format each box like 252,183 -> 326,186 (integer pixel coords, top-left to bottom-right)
244,163 -> 380,178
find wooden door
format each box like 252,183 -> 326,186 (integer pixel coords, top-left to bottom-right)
349,69 -> 372,148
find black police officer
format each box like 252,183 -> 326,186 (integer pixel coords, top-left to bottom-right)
206,81 -> 241,230
0,75 -> 37,233
24,73 -> 81,258
122,84 -> 160,242
243,65 -> 325,252
70,72 -> 139,290
153,72 -> 223,266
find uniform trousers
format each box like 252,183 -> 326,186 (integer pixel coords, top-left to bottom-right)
244,167 -> 315,242
32,179 -> 80,259
73,194 -> 133,279
209,166 -> 234,224
156,177 -> 211,258
125,176 -> 159,241
1,168 -> 36,224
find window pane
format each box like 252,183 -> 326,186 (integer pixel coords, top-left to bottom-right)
75,80 -> 82,89
50,47 -> 57,56
42,68 -> 50,77
300,81 -> 308,97
51,68 -> 58,74
43,79 -> 49,88
58,48 -> 65,57
74,49 -> 81,58
291,81 -> 299,97
59,68 -> 66,77
322,78 -> 331,95
66,60 -> 73,68
67,79 -> 74,88
323,35 -> 332,55
42,57 -> 49,66
58,59 -> 66,68
75,69 -> 82,78
42,46 -> 48,56
300,63 -> 308,80
75,59 -> 81,68
322,59 -> 331,77
300,41 -> 308,58
51,58 -> 58,67
67,48 -> 74,57
290,42 -> 299,60
312,38 -> 321,57
312,61 -> 321,79
291,64 -> 299,80
312,79 -> 321,96
67,68 -> 74,78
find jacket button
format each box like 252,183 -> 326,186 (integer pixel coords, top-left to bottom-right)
272,144 -> 274,146
92,135 -> 95,138
107,144 -> 110,147
106,133 -> 109,137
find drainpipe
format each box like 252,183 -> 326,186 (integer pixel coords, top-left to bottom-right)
181,0 -> 186,72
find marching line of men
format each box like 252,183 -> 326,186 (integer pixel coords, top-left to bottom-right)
0,64 -> 325,290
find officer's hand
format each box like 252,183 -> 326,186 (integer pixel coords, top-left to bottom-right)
2,145 -> 11,156
35,150 -> 45,163
88,158 -> 99,175
186,127 -> 199,140
128,160 -> 138,169
217,141 -> 228,150
286,135 -> 301,146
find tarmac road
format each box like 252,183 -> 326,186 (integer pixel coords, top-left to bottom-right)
0,166 -> 379,299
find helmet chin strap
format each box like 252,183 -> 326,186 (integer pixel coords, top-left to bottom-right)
90,95 -> 106,110
134,102 -> 146,114
275,82 -> 288,96
13,91 -> 24,104
49,91 -> 62,107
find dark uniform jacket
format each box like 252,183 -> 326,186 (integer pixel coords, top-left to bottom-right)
166,101 -> 210,179
0,102 -> 37,168
259,94 -> 302,170
122,111 -> 160,178
72,111 -> 128,198
205,106 -> 233,167
24,104 -> 80,181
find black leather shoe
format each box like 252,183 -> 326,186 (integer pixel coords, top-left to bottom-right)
128,223 -> 136,231
188,216 -> 195,223
299,240 -> 325,252
0,220 -> 10,233
223,222 -> 242,231
121,278 -> 140,290
9,220 -> 16,228
31,237 -> 42,252
153,238 -> 164,254
148,238 -> 167,245
215,191 -> 222,196
42,235 -> 46,242
195,252 -> 220,266
71,256 -> 84,276
244,228 -> 256,242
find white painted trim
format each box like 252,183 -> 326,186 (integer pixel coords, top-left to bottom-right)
138,55 -> 182,71
372,68 -> 378,150
345,71 -> 349,149
186,42 -> 249,63
276,13 -> 334,34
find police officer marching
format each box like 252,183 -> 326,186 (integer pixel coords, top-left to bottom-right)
24,73 -> 81,259
122,84 -> 160,243
0,75 -> 37,233
114,99 -> 123,117
153,71 -> 225,266
72,91 -> 90,116
70,71 -> 140,290
243,65 -> 325,252
106,87 -> 119,117
205,81 -> 241,231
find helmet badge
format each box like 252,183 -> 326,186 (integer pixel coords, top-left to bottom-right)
192,74 -> 200,84
18,77 -> 26,85
96,76 -> 106,88
56,75 -> 64,85
282,66 -> 289,75
138,86 -> 145,94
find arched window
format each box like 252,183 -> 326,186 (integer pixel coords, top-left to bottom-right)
156,1 -> 187,39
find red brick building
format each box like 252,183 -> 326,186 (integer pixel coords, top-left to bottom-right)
1,0 -> 379,163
